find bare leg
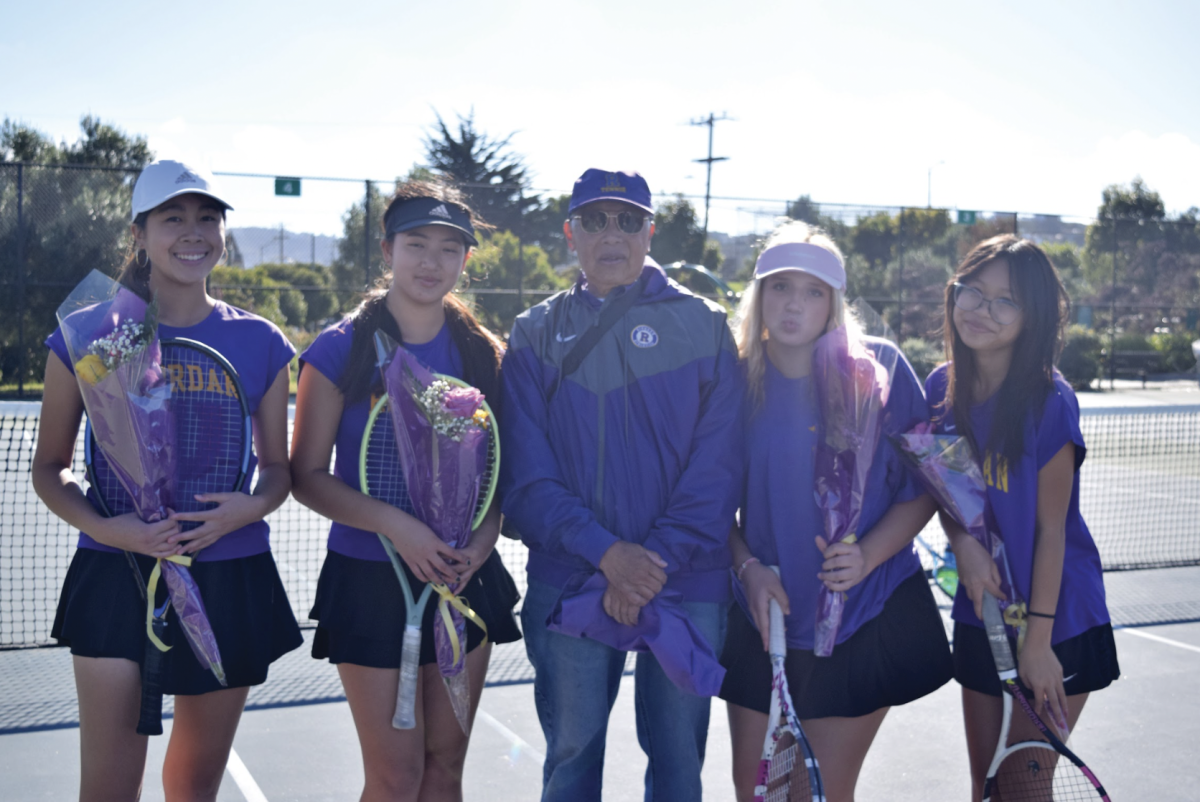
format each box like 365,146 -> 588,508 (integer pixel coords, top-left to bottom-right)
339,663 -> 427,802
419,642 -> 492,802
726,701 -> 769,802
800,707 -> 889,802
74,655 -> 149,802
162,686 -> 250,802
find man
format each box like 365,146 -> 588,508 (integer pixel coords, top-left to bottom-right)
500,168 -> 743,801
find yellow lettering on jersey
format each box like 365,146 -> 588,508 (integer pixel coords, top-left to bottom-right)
187,364 -> 202,391
983,452 -> 993,488
996,456 -> 1009,493
225,374 -> 238,399
206,368 -> 221,394
167,364 -> 184,393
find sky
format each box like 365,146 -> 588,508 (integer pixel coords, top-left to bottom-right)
3,0 -> 1198,238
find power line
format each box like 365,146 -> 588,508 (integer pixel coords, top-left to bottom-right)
689,112 -> 732,244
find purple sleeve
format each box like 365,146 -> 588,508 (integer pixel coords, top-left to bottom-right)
45,328 -> 74,375
299,319 -> 353,386
1036,379 -> 1087,472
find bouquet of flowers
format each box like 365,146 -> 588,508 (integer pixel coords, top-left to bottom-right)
376,333 -> 490,732
811,324 -> 896,656
57,270 -> 225,686
892,422 -> 1026,648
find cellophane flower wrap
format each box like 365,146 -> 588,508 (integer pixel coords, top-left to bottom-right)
811,325 -> 894,657
376,334 -> 489,732
892,422 -> 1026,647
56,270 -> 226,686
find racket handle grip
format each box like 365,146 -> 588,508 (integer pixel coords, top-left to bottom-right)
136,620 -> 167,736
767,598 -> 786,658
392,625 -> 422,730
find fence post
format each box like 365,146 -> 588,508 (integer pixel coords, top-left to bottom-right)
896,206 -> 905,342
16,163 -> 26,399
364,180 -> 372,289
516,189 -> 524,309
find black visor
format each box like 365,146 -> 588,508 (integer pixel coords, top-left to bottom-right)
383,197 -> 478,246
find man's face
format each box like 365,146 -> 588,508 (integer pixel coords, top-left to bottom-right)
564,200 -> 654,298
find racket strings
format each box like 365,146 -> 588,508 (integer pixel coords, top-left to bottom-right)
763,729 -> 814,802
363,412 -> 415,514
991,745 -> 1098,801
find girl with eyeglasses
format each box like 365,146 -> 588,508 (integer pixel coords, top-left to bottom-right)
719,221 -> 952,802
926,234 -> 1119,801
290,179 -> 521,800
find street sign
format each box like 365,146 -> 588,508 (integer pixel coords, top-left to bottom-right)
957,210 -> 977,225
275,177 -> 301,197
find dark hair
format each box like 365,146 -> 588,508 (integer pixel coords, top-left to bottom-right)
336,179 -> 502,408
940,234 -> 1068,467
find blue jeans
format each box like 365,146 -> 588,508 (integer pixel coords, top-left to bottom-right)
521,578 -> 728,802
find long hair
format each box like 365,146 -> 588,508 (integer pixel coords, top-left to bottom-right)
336,179 -> 503,408
733,220 -> 856,411
941,234 -> 1068,466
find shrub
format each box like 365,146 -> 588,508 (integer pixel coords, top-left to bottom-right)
1058,325 -> 1103,390
900,337 -> 942,383
1150,332 -> 1199,373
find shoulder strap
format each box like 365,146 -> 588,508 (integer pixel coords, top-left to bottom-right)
552,274 -> 646,397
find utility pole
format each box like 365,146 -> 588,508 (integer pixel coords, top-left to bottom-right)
279,223 -> 285,263
689,112 -> 731,246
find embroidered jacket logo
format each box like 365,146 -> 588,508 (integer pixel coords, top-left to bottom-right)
630,325 -> 658,348
429,203 -> 452,219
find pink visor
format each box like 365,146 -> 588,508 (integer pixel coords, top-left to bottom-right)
754,242 -> 846,291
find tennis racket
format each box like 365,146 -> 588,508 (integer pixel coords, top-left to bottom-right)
980,591 -> 1110,801
84,337 -> 251,736
358,376 -> 499,730
915,534 -> 958,600
755,569 -> 825,802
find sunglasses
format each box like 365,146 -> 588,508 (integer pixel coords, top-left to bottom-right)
570,209 -> 650,235
953,282 -> 1022,325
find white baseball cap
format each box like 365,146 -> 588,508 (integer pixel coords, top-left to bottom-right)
753,241 -> 846,291
131,160 -> 233,221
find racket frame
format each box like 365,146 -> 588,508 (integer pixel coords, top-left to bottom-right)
753,571 -> 825,802
980,591 -> 1110,801
82,337 -> 251,736
359,376 -> 499,730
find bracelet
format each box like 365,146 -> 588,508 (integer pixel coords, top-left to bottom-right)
735,557 -> 760,582
1027,610 -> 1056,619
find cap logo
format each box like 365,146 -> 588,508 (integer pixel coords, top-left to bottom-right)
630,325 -> 658,348
602,173 -> 627,194
175,169 -> 200,185
429,203 -> 452,219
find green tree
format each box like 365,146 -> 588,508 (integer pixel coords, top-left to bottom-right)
423,110 -> 537,235
0,116 -> 152,390
259,262 -> 340,329
651,195 -> 705,264
522,193 -> 572,267
464,230 -> 569,337
208,266 -> 289,329
330,181 -> 387,302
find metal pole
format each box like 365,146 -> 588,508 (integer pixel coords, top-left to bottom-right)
16,163 -> 26,398
1109,219 -> 1118,390
897,207 -> 905,342
690,113 -> 730,248
516,188 -> 524,309
364,181 -> 372,288
311,233 -> 316,266
279,223 -> 285,263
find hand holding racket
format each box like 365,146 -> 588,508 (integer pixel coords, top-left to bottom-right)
359,376 -> 499,730
981,591 -> 1109,801
754,567 -> 825,802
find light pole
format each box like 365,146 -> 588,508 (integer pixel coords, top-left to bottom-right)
927,161 -> 944,208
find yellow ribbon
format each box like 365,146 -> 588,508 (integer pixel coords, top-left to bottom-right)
145,555 -> 193,652
1004,601 -> 1028,653
431,583 -> 488,667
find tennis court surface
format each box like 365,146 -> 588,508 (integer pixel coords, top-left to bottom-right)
2,381 -> 1198,799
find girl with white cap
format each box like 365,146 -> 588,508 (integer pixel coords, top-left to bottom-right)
33,160 -> 301,800
718,221 -> 952,802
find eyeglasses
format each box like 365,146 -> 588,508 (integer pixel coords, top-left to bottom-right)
570,209 -> 650,235
953,282 -> 1022,325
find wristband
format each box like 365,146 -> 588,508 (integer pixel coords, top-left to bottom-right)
1027,610 -> 1056,619
735,556 -> 760,582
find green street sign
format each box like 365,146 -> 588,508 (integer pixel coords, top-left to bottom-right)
275,177 -> 301,197
957,210 -> 977,225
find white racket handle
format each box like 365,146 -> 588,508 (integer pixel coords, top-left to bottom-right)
766,563 -> 786,659
392,625 -> 422,729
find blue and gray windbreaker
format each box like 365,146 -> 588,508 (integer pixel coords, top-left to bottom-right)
500,262 -> 744,602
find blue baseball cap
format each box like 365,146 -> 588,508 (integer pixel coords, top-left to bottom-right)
568,169 -> 653,214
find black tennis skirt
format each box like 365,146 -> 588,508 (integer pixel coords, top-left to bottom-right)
719,570 -> 954,719
953,619 -> 1120,697
309,548 -> 522,668
52,548 -> 303,695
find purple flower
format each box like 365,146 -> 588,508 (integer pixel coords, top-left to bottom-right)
441,386 -> 484,418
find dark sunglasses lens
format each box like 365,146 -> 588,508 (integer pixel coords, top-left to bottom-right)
579,211 -> 608,233
617,211 -> 645,234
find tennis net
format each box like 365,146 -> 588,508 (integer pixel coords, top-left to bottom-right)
3,403 -> 1198,648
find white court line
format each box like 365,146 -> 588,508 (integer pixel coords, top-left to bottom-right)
1118,627 -> 1200,654
477,709 -> 546,765
226,747 -> 269,802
